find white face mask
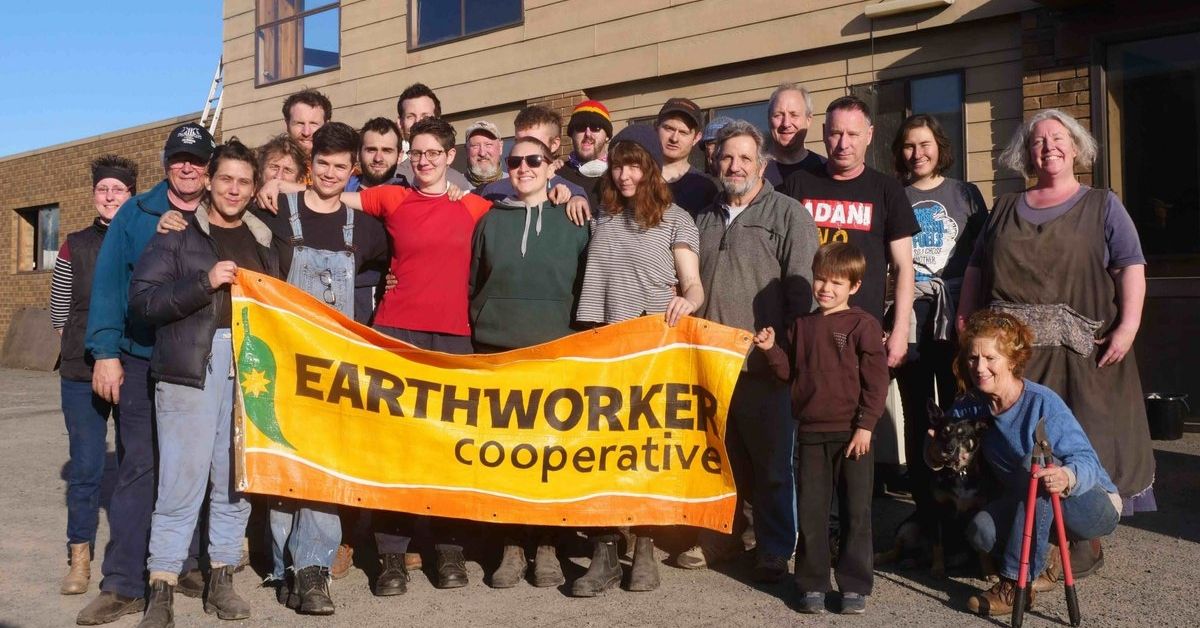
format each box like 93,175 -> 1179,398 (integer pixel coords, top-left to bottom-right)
578,159 -> 609,178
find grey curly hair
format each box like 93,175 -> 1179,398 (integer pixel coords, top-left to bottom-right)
999,108 -> 1097,177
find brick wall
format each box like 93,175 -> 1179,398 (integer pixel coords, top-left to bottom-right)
527,90 -> 587,160
0,113 -> 207,341
1020,8 -> 1092,184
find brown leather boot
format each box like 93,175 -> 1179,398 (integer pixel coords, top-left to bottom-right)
61,543 -> 91,595
489,545 -> 527,589
331,544 -> 353,580
532,545 -> 565,588
203,565 -> 251,620
1033,547 -> 1061,593
967,577 -> 1036,616
75,591 -> 145,625
627,536 -> 660,592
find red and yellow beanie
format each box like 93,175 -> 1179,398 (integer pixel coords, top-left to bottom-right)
568,100 -> 613,137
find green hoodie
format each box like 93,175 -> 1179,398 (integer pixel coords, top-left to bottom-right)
469,198 -> 590,349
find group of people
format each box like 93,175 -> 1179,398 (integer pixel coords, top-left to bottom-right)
50,78 -> 1155,624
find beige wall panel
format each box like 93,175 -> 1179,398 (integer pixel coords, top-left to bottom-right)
230,120 -> 287,149
445,103 -> 526,139
342,0 -> 407,31
846,49 -> 1021,86
224,0 -> 253,20
967,150 -> 1006,182
336,100 -> 403,127
224,10 -> 255,43
524,0 -> 669,40
967,119 -> 1020,156
224,33 -> 254,64
342,15 -> 407,56
656,3 -> 870,76
413,27 -> 594,92
341,43 -> 408,81
966,88 -> 1022,126
846,20 -> 1019,75
965,61 -> 1023,95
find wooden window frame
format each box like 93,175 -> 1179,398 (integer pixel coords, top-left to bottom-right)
254,1 -> 341,88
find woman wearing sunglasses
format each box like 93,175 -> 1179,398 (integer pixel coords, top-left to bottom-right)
467,136 -> 589,589
571,124 -> 704,597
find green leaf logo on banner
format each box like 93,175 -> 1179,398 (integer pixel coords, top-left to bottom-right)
238,306 -> 295,449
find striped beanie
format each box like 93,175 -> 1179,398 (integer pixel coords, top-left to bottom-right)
568,100 -> 613,137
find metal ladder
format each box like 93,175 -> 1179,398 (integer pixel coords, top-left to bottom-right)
200,56 -> 224,135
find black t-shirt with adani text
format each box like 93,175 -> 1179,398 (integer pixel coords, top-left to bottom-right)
780,165 -> 919,323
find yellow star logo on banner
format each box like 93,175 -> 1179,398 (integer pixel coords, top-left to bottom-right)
241,369 -> 272,397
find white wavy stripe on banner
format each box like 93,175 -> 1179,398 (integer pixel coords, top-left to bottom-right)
233,295 -> 750,363
245,447 -> 738,505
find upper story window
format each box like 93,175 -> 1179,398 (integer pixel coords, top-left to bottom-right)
15,204 -> 58,273
256,1 -> 340,86
852,72 -> 966,181
413,0 -> 523,48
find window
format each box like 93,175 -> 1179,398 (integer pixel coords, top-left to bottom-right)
413,0 -> 522,48
851,72 -> 965,181
713,101 -> 770,137
15,205 -> 58,273
1104,31 -> 1200,277
256,1 -> 340,86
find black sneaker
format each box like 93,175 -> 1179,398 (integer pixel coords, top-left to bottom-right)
753,555 -> 790,583
797,591 -> 826,614
841,592 -> 867,614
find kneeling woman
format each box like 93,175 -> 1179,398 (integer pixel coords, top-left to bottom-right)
572,124 -> 704,596
130,140 -> 283,626
938,311 -> 1120,616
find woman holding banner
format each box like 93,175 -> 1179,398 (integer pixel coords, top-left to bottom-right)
468,136 -> 590,588
571,124 -> 704,596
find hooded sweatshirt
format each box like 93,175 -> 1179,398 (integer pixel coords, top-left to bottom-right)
469,198 -> 589,349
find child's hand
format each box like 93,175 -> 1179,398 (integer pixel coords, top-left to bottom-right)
752,327 -> 775,351
846,428 -> 872,459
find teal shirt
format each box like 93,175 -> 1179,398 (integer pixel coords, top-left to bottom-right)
469,199 -> 589,349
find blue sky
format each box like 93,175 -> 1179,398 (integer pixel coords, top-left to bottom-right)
0,3 -> 222,157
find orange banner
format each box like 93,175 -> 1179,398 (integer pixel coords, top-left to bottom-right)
231,271 -> 751,531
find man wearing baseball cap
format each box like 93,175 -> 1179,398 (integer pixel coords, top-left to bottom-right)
77,122 -> 216,625
700,116 -> 735,176
656,97 -> 719,216
558,100 -> 613,208
463,120 -> 504,190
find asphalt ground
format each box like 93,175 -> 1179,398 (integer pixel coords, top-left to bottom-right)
1,367 -> 1197,627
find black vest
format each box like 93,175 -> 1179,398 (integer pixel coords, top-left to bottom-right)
59,220 -> 107,381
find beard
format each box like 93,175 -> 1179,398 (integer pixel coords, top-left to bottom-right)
468,161 -> 501,181
719,174 -> 757,198
360,163 -> 398,187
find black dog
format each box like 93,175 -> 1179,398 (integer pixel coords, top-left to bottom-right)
876,400 -> 998,578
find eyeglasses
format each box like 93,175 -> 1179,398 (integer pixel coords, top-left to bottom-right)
94,185 -> 130,196
406,149 -> 445,162
318,269 -> 336,305
573,125 -> 605,134
506,154 -> 548,169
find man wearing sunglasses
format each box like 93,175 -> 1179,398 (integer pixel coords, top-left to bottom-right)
558,100 -> 612,209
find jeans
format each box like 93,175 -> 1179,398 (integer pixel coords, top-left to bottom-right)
795,432 -> 874,595
966,485 -> 1120,580
146,330 -> 249,575
270,500 -> 341,577
99,354 -> 159,598
723,373 -> 796,560
61,378 -> 117,550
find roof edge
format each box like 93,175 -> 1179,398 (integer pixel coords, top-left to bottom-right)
0,111 -> 205,163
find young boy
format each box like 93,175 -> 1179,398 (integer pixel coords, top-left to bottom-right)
755,242 -> 889,615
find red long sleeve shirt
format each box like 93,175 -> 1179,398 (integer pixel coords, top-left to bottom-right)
763,307 -> 889,433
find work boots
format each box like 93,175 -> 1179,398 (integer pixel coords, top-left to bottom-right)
490,545 -> 527,588
571,538 -> 621,597
76,591 -> 145,625
532,544 -> 565,588
374,553 -> 409,596
135,580 -> 174,628
435,547 -> 469,589
203,565 -> 251,620
628,536 -> 660,592
967,577 -> 1036,616
61,543 -> 91,595
295,565 -> 335,615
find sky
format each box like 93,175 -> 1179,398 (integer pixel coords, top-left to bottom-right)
0,3 -> 222,157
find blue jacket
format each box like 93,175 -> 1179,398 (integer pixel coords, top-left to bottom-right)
950,380 -> 1118,498
85,179 -> 175,360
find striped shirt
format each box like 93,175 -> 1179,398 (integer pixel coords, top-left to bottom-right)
49,242 -> 72,330
577,204 -> 699,324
